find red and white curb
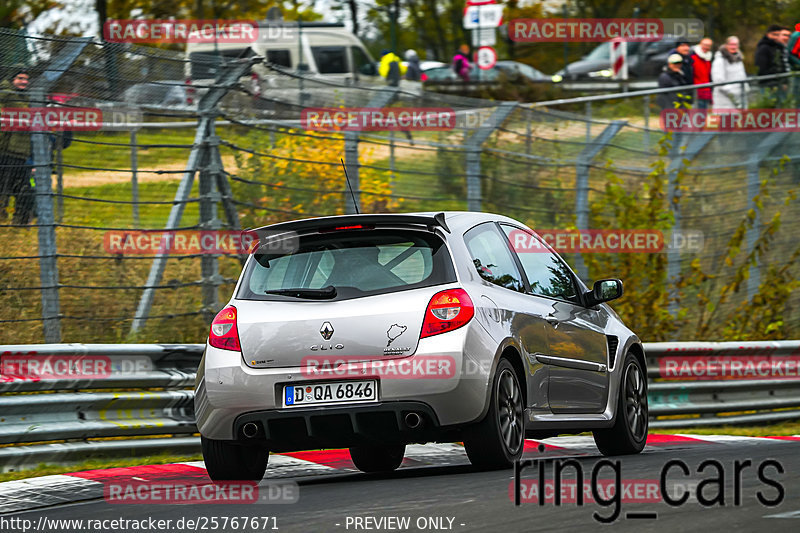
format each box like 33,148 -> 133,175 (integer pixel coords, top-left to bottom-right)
1,434 -> 798,514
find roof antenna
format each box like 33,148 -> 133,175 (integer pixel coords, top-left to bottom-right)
341,158 -> 360,214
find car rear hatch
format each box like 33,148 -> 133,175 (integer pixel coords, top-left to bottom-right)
234,214 -> 456,369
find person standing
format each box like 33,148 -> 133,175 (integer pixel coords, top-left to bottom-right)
755,24 -> 789,103
669,42 -> 694,89
404,49 -> 422,81
712,36 -> 749,110
378,49 -> 406,87
657,54 -> 691,110
0,67 -> 34,224
787,25 -> 800,103
691,38 -> 714,109
452,44 -> 471,82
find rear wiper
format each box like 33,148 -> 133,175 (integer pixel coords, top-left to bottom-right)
264,286 -> 337,299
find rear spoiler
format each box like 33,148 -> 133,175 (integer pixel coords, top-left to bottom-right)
252,213 -> 451,235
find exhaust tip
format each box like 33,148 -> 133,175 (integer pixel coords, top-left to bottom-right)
242,422 -> 259,438
404,412 -> 422,429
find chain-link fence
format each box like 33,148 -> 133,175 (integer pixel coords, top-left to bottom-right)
1,28 -> 799,344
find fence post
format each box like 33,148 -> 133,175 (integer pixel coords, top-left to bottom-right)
643,95 -> 650,151
585,101 -> 592,143
573,121 -> 626,281
464,103 -> 517,212
341,88 -> 399,214
666,133 -> 714,321
130,129 -> 140,226
745,132 -> 790,300
131,57 -> 257,335
199,133 -> 222,322
389,129 -> 396,187
28,37 -> 90,343
55,133 -> 64,223
344,131 -> 360,214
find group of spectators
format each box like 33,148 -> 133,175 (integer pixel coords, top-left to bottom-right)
378,48 -> 426,85
379,44 -> 472,86
658,24 -> 800,111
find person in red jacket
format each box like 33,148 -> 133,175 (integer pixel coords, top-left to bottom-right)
691,37 -> 714,109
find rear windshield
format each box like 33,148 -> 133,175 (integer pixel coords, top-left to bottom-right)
237,229 -> 456,301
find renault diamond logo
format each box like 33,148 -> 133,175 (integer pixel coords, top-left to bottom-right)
320,321 -> 334,340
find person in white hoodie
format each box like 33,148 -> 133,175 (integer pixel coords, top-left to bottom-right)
711,36 -> 749,110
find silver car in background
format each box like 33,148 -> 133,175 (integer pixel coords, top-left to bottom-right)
195,212 -> 648,480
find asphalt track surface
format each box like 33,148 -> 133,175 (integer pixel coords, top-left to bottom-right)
4,437 -> 800,532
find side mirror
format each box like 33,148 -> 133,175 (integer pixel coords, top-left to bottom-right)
586,279 -> 623,306
359,62 -> 377,76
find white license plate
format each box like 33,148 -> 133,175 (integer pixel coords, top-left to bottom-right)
283,380 -> 377,408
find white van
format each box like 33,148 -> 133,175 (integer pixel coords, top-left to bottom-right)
185,22 -> 379,85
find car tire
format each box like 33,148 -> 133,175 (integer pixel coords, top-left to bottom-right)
463,358 -> 525,469
593,351 -> 649,456
349,444 -> 406,473
201,435 -> 269,481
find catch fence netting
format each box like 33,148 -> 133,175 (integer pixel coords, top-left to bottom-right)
1,27 -> 799,343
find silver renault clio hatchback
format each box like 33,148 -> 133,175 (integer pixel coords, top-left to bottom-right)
195,212 -> 648,480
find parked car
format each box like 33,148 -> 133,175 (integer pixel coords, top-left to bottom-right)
195,212 -> 648,480
122,80 -> 192,108
424,61 -> 550,83
556,36 -> 679,80
186,22 -> 378,86
495,60 -> 550,82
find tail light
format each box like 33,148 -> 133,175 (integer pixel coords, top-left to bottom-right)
421,289 -> 474,338
209,306 -> 240,351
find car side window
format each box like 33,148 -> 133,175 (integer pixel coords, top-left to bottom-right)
464,223 -> 525,293
501,225 -> 580,304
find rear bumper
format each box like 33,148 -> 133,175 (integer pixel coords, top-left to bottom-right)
232,402 -> 452,452
195,324 -> 495,441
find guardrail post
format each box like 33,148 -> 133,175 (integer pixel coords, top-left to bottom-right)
666,133 -> 714,321
131,57 -> 257,335
28,37 -> 90,343
465,102 -> 517,212
130,128 -> 140,226
745,132 -> 789,300
574,121 -> 626,281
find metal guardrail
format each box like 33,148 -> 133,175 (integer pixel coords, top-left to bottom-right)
1,341 -> 799,470
0,344 -> 203,471
645,341 -> 800,429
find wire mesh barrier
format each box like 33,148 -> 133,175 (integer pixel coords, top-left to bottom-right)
0,341 -> 798,471
1,28 -> 800,344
